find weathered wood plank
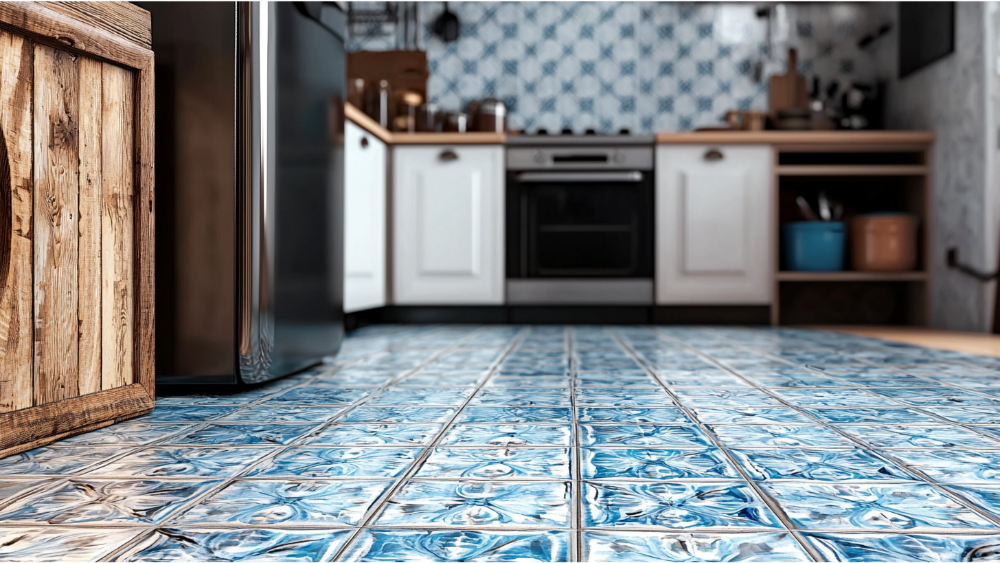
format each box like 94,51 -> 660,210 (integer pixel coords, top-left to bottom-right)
101,61 -> 133,390
0,418 -> 112,458
134,62 -> 154,397
32,43 -> 78,406
0,2 -> 152,70
44,2 -> 151,50
0,30 -> 32,413
0,383 -> 153,454
77,55 -> 101,396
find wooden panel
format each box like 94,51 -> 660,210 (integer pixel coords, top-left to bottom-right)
682,170 -> 748,274
0,383 -> 153,453
134,62 -> 154,396
0,2 -> 152,71
77,56 -> 101,396
33,43 -> 79,406
656,131 -> 936,145
44,2 -> 151,50
100,62 -> 133,390
0,29 -> 32,413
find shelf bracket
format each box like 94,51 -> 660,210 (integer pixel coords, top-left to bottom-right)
947,248 -> 999,281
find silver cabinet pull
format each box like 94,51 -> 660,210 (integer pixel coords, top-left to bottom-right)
704,148 -> 724,161
439,149 -> 459,161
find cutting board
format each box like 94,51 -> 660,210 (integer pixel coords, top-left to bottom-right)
769,48 -> 808,117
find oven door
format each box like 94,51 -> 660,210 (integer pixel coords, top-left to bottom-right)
506,170 -> 654,278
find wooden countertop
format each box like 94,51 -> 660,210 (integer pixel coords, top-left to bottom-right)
345,103 -> 505,145
655,130 -> 935,146
346,105 -> 933,148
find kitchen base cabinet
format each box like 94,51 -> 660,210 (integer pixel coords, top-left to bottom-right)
393,145 -> 504,305
656,145 -> 772,305
0,3 -> 154,457
344,120 -> 387,313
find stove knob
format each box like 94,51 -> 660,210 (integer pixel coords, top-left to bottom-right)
613,151 -> 626,164
533,151 -> 545,164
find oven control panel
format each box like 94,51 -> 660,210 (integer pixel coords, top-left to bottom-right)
507,147 -> 654,171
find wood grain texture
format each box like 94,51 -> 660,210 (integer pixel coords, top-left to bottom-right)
100,61 -> 133,391
32,43 -> 78,406
0,29 -> 31,413
77,55 -> 101,396
655,131 -> 936,145
0,383 -> 152,453
0,2 -> 151,70
43,2 -> 150,50
0,418 -> 112,458
134,62 -> 153,396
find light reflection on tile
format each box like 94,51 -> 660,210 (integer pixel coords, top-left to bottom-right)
342,529 -> 570,562
376,481 -> 572,527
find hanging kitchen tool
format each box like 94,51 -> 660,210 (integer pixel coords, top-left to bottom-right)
768,48 -> 808,119
433,2 -> 460,43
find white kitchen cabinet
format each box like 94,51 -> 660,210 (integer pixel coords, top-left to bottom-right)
343,120 -> 388,313
393,145 -> 505,304
656,145 -> 773,304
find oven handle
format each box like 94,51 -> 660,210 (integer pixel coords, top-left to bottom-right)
515,171 -> 644,183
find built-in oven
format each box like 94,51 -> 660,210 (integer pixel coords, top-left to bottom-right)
506,142 -> 655,305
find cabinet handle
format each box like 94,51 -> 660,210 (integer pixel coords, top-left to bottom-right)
703,148 -> 724,161
438,149 -> 459,162
360,136 -> 369,148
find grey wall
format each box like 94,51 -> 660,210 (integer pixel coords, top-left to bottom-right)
867,2 -> 992,331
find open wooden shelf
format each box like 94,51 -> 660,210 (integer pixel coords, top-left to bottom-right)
776,165 -> 929,177
777,271 -> 928,282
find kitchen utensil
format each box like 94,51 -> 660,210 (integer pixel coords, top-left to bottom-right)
724,110 -> 743,129
417,102 -> 440,132
775,108 -> 810,130
851,213 -> 918,271
818,191 -> 832,221
473,97 -> 507,133
796,196 -> 820,221
367,79 -> 392,128
742,111 -> 766,131
432,2 -> 460,42
347,77 -> 366,109
783,221 -> 846,271
395,91 -> 422,132
769,48 -> 808,118
442,111 -> 469,132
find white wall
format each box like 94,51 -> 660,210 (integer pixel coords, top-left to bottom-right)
868,2 -> 993,332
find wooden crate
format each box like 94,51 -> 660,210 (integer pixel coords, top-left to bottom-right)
0,2 -> 154,457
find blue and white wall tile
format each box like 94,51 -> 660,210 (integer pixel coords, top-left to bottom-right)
348,2 -> 890,132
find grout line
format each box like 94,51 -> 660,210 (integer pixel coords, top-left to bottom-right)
675,327 -> 1000,531
99,326 -> 491,562
607,327 -> 825,563
568,326 -> 582,563
331,326 -> 531,562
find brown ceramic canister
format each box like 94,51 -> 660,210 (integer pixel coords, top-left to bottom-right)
850,213 -> 918,272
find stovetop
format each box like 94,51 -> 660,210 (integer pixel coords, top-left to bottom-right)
506,128 -> 656,147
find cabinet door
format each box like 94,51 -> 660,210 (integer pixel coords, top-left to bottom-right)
656,145 -> 773,304
393,145 -> 504,304
343,121 -> 386,313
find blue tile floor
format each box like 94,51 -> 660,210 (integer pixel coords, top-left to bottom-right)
3,326 -> 1000,561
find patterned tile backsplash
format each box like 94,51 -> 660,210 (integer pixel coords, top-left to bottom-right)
348,2 -> 891,132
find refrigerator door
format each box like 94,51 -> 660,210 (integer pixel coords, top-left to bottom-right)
239,1 -> 346,384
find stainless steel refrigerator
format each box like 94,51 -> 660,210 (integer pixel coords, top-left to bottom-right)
145,2 -> 346,388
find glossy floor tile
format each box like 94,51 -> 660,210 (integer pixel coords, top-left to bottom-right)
6,325 -> 1000,561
